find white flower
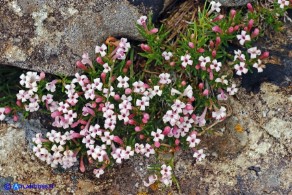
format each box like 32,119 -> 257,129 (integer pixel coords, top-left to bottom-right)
183,85 -> 193,98
159,73 -> 171,84
253,59 -> 265,72
236,31 -> 251,45
143,175 -> 158,187
136,96 -> 149,111
151,86 -> 162,96
193,149 -> 206,161
117,76 -> 129,88
215,75 -> 228,85
103,63 -> 111,73
234,62 -> 248,75
212,106 -> 227,120
199,56 -> 211,67
151,129 -> 165,142
278,0 -> 289,8
171,88 -> 182,96
171,99 -> 186,113
210,1 -> 222,13
95,44 -> 107,57
186,134 -> 201,148
227,84 -> 238,95
234,50 -> 246,61
0,107 -> 5,121
93,168 -> 105,178
247,47 -> 261,59
181,54 -> 193,68
162,51 -> 173,60
210,59 -> 222,72
137,16 -> 147,26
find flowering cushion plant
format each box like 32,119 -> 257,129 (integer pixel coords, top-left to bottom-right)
0,0 -> 291,191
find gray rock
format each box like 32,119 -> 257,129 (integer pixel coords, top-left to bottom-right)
208,0 -> 254,6
0,0 -> 174,75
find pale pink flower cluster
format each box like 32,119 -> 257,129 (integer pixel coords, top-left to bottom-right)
134,143 -> 155,157
33,132 -> 77,169
17,72 -> 43,112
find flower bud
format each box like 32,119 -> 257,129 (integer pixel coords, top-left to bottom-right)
143,113 -> 150,120
101,72 -> 106,83
95,96 -> 103,103
154,141 -> 161,148
142,118 -> 148,124
135,126 -> 142,132
212,14 -> 224,22
227,27 -> 234,34
234,25 -> 240,31
247,3 -> 254,13
125,88 -> 132,95
76,61 -> 87,71
139,134 -> 145,140
248,19 -> 254,32
195,64 -> 200,70
149,28 -> 158,34
215,37 -> 221,47
185,104 -> 193,111
80,157 -> 85,172
96,57 -> 104,65
13,114 -> 19,122
212,25 -> 223,34
4,107 -> 11,114
209,40 -> 215,49
230,9 -> 236,19
209,70 -> 214,80
16,100 -> 22,107
212,50 -> 217,58
251,28 -> 260,38
125,60 -> 132,68
122,68 -> 128,73
175,139 -> 180,145
203,89 -> 209,96
141,44 -> 151,52
40,72 -> 45,80
113,136 -> 124,145
163,126 -> 171,135
170,62 -> 175,67
188,42 -> 195,48
181,81 -> 186,86
260,51 -> 269,59
199,83 -> 204,89
114,94 -> 120,101
197,48 -> 205,53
